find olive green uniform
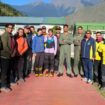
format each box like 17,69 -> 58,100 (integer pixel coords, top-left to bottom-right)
73,33 -> 84,75
58,32 -> 73,74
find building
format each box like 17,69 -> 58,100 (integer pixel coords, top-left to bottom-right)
0,16 -> 66,34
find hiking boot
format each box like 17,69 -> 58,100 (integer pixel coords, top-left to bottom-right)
39,67 -> 43,77
49,70 -> 54,77
35,67 -> 39,77
39,73 -> 43,77
35,73 -> 39,77
44,70 -> 49,77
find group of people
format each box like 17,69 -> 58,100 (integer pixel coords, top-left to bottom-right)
0,23 -> 105,93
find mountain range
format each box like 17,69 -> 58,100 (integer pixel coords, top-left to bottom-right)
12,0 -> 105,17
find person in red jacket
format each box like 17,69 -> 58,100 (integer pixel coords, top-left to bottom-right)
16,28 -> 28,83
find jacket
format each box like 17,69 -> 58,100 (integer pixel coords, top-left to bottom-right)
0,31 -> 11,59
95,40 -> 103,61
81,37 -> 96,59
16,36 -> 28,55
98,42 -> 105,64
32,35 -> 44,53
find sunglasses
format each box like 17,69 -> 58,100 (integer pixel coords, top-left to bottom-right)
86,33 -> 91,34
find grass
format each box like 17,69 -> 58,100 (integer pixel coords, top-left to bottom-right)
93,83 -> 105,98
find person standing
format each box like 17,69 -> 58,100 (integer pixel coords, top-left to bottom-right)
24,26 -> 32,77
73,26 -> 84,77
32,28 -> 45,77
30,26 -> 37,35
57,24 -> 73,77
98,39 -> 105,90
81,30 -> 96,84
54,26 -> 61,73
94,32 -> 103,85
44,29 -> 57,77
42,26 -> 47,37
16,28 -> 28,83
30,26 -> 37,73
0,23 -> 14,92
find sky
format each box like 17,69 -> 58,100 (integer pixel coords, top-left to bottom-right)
1,0 -> 51,5
1,0 -> 103,6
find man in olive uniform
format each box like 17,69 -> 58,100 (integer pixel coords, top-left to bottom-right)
57,24 -> 73,77
73,26 -> 84,77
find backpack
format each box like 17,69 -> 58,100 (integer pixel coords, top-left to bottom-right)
46,36 -> 55,49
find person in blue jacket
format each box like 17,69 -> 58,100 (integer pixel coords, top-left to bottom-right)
81,30 -> 96,84
32,28 -> 45,77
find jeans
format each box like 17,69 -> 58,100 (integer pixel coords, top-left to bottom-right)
82,58 -> 93,80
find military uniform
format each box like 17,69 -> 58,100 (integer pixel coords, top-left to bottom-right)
58,32 -> 73,75
73,33 -> 84,75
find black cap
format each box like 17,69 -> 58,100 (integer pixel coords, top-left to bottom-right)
56,26 -> 61,30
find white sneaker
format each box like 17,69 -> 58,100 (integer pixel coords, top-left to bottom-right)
1,88 -> 11,93
83,78 -> 88,82
88,79 -> 93,84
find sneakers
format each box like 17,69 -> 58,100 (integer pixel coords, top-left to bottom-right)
82,78 -> 93,84
10,82 -> 17,87
1,87 -> 11,93
88,79 -> 93,84
17,78 -> 25,84
82,78 -> 88,82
